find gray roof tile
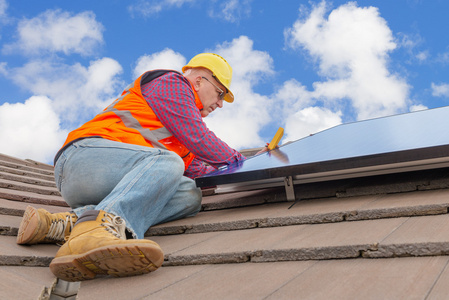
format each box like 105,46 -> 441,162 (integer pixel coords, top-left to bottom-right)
148,189 -> 449,236
0,236 -> 58,267
151,215 -> 449,265
78,257 -> 449,300
265,256 -> 449,300
0,266 -> 56,299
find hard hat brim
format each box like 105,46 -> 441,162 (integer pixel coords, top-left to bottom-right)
212,74 -> 234,103
223,91 -> 234,103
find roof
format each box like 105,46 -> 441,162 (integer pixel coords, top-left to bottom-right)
1,151 -> 449,299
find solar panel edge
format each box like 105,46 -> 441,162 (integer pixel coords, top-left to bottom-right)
196,144 -> 449,187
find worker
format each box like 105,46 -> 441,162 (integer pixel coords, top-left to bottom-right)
16,53 -> 261,282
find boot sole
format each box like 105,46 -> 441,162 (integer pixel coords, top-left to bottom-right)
16,206 -> 39,244
49,243 -> 164,282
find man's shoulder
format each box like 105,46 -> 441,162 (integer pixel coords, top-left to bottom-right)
141,70 -> 187,86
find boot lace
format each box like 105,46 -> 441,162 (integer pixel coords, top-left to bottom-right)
46,214 -> 75,242
101,213 -> 127,239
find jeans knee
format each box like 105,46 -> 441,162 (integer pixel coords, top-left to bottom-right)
184,187 -> 202,217
165,151 -> 185,177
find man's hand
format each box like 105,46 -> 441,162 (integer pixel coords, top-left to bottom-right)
255,142 -> 278,155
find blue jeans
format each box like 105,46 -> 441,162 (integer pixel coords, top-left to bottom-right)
54,138 -> 202,239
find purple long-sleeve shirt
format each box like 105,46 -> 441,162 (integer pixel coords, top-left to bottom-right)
140,71 -> 245,179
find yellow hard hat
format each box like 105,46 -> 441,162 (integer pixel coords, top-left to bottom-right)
182,53 -> 234,103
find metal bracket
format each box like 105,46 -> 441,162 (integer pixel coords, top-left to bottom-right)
284,176 -> 295,201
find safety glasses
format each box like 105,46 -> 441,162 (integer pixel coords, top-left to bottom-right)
202,76 -> 225,100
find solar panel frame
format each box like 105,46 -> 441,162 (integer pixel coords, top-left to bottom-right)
195,106 -> 449,191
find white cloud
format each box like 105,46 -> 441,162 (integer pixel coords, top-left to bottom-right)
129,0 -> 251,23
0,61 -> 6,75
0,0 -> 7,20
274,79 -> 312,114
397,32 -> 428,63
210,0 -> 252,23
272,79 -> 343,141
128,0 -> 195,17
133,48 -> 186,79
0,96 -> 67,163
0,0 -> 10,32
285,1 -> 410,120
398,33 -> 423,52
203,36 -> 275,149
214,35 -> 274,84
436,52 -> 449,64
0,7 -> 119,163
415,51 -> 429,62
409,104 -> 427,112
9,58 -> 123,125
284,106 -> 342,142
431,82 -> 449,97
3,9 -> 103,56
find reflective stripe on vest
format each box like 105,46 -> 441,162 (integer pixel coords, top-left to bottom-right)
100,107 -> 172,150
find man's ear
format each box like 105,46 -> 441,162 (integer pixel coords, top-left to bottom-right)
192,75 -> 202,92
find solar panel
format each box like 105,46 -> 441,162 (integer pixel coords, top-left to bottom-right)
195,106 -> 449,200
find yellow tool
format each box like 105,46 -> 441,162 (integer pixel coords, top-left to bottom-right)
268,127 -> 284,150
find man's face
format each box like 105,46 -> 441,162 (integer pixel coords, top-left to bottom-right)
198,76 -> 225,118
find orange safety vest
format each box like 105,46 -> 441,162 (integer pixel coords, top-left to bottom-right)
60,70 -> 203,170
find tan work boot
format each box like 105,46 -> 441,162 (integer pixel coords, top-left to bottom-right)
49,210 -> 164,282
17,206 -> 77,245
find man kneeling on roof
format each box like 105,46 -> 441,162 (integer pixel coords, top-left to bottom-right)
16,53 -> 267,281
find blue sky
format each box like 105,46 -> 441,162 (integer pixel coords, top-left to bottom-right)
1,0 -> 449,164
